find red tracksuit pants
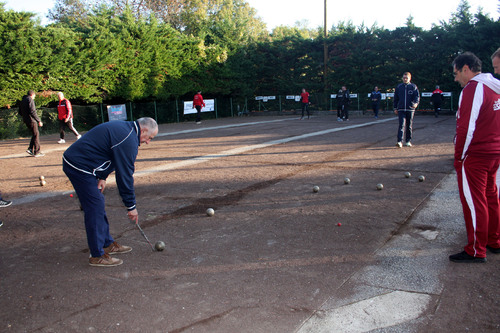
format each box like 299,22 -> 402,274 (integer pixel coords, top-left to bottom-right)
455,155 -> 500,258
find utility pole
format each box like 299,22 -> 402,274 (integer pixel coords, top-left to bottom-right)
323,0 -> 328,108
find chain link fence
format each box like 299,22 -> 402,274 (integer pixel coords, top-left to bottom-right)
0,93 -> 456,140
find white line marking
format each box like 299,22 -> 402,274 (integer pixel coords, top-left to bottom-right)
10,117 -> 396,203
0,118 -> 298,160
136,118 -> 395,176
156,118 -> 300,137
297,291 -> 431,333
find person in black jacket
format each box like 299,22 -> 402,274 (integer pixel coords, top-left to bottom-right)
18,90 -> 44,157
338,86 -> 351,121
394,72 -> 419,148
370,86 -> 382,119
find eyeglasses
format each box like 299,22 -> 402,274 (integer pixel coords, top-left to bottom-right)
453,67 -> 464,77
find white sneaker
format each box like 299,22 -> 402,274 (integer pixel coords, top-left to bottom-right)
337,117 -> 343,122
405,142 -> 412,147
76,135 -> 82,140
396,142 -> 402,148
57,139 -> 66,144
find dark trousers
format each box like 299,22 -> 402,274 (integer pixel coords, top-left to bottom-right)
301,103 -> 309,118
372,103 -> 380,117
397,110 -> 414,143
59,119 -> 79,139
340,104 -> 349,120
63,161 -> 114,258
434,104 -> 442,118
26,121 -> 40,154
195,105 -> 202,122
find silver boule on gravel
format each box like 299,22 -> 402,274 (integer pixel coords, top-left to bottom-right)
376,183 -> 384,190
40,180 -> 46,186
344,177 -> 351,185
206,208 -> 215,216
39,175 -> 45,181
418,175 -> 425,182
312,186 -> 319,193
154,241 -> 165,251
404,172 -> 411,178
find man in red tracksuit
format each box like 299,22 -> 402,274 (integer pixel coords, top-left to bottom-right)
57,92 -> 81,144
449,52 -> 500,263
193,91 -> 205,124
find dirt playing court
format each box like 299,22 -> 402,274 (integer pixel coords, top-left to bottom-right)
1,114 -> 499,332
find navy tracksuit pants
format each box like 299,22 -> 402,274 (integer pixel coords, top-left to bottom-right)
63,161 -> 115,258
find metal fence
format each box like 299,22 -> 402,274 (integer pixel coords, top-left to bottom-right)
0,93 -> 456,140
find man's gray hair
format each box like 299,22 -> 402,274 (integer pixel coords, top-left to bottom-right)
137,117 -> 158,134
491,47 -> 500,60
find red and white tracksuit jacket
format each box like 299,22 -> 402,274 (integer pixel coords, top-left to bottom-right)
454,73 -> 500,257
57,99 -> 73,121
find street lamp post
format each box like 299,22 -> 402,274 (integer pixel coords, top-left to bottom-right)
324,0 -> 328,109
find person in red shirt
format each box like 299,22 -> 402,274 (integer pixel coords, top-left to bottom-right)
193,91 -> 205,124
431,85 -> 444,118
57,92 -> 81,143
449,52 -> 500,263
300,88 -> 310,119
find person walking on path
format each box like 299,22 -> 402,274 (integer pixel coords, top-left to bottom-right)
300,88 -> 310,119
57,92 -> 81,144
394,72 -> 419,148
370,86 -> 382,119
19,90 -> 44,157
449,52 -> 500,263
62,117 -> 158,267
431,85 -> 444,118
193,91 -> 205,124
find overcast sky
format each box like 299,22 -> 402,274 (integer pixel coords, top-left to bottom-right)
2,0 -> 499,30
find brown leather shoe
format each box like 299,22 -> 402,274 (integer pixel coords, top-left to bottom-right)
89,253 -> 123,267
104,241 -> 132,255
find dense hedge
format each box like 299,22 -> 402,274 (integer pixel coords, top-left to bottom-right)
0,0 -> 499,139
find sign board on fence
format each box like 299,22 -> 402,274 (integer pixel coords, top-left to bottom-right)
183,99 -> 215,115
286,95 -> 295,100
107,104 -> 127,121
421,92 -> 452,97
386,93 -> 394,98
367,93 -> 387,100
331,94 -> 358,98
256,96 -> 276,102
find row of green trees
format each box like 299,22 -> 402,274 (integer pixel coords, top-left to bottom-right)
0,0 -> 499,110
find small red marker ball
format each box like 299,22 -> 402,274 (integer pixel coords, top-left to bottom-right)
70,194 -> 73,197
337,223 -> 342,226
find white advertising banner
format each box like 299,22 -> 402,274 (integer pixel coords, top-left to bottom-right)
184,99 -> 215,115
